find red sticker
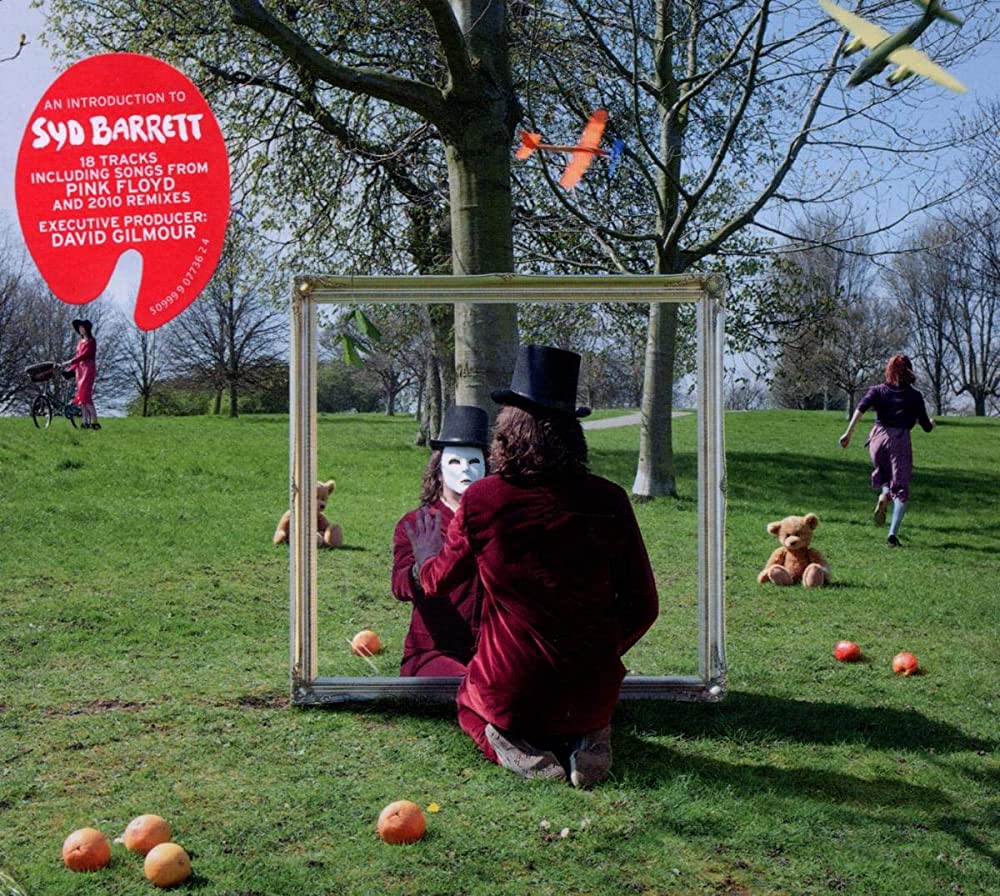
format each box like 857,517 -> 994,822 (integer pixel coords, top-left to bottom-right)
15,53 -> 230,330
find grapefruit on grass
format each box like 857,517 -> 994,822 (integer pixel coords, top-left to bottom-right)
377,800 -> 427,844
62,827 -> 111,872
144,842 -> 192,888
351,630 -> 382,656
892,651 -> 919,676
116,814 -> 172,855
833,640 -> 862,662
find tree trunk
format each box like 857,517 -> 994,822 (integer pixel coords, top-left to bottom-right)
214,390 -> 223,415
430,303 -> 455,420
420,351 -> 442,445
229,380 -> 239,417
633,0 -> 683,499
445,132 -> 518,417
441,2 -> 519,417
633,301 -> 678,498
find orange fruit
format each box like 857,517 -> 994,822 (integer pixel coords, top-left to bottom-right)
144,842 -> 191,888
351,630 -> 382,656
892,651 -> 919,676
117,814 -> 172,855
62,827 -> 111,872
377,800 -> 426,844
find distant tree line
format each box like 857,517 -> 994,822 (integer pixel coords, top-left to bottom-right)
731,114 -> 1000,418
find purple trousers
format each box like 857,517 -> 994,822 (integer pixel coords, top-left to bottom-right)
867,423 -> 913,502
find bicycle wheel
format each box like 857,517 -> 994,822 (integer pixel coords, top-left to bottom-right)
64,403 -> 80,428
31,395 -> 53,429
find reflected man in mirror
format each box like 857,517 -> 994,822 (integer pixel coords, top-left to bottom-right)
392,405 -> 489,676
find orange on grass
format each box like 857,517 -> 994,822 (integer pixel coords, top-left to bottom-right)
377,800 -> 427,844
62,827 -> 112,872
144,842 -> 191,888
351,630 -> 382,656
892,651 -> 919,676
116,814 -> 172,855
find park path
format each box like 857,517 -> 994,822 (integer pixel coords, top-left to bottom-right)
582,410 -> 689,430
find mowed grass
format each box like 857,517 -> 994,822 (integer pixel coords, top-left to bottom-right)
0,410 -> 997,896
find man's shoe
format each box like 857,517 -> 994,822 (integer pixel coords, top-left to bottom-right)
873,494 -> 889,526
568,725 -> 612,789
485,724 -> 566,781
887,534 -> 901,547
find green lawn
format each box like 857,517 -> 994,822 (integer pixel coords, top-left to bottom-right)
1,411 -> 996,896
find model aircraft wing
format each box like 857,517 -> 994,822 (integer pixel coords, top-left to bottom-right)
560,150 -> 597,189
818,0 -> 891,48
887,45 -> 968,93
578,109 -> 608,150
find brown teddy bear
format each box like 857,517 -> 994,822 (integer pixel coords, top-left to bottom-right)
757,512 -> 829,588
273,479 -> 344,548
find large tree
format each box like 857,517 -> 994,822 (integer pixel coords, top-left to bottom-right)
42,0 -> 520,414
163,218 -> 287,416
508,0 -> 997,494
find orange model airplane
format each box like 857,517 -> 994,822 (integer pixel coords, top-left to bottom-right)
515,109 -> 625,189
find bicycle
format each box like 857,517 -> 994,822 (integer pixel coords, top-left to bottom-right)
25,361 -> 82,429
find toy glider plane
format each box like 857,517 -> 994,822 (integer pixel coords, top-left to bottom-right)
819,0 -> 966,93
515,109 -> 626,189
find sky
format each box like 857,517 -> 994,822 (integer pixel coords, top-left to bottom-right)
2,0 -> 999,313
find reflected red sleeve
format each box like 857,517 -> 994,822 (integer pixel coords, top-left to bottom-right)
419,502 -> 476,599
391,514 -> 421,602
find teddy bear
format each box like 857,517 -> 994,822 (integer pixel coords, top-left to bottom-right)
273,479 -> 344,548
757,512 -> 829,588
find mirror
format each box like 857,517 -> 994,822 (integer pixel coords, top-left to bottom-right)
288,274 -> 726,704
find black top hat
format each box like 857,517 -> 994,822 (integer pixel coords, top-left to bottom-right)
491,344 -> 591,418
71,319 -> 93,335
430,405 -> 490,450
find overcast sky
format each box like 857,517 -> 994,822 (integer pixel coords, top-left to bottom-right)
3,0 -> 999,311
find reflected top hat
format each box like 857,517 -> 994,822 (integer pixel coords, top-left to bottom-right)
430,405 -> 490,450
491,344 -> 591,418
72,319 -> 92,334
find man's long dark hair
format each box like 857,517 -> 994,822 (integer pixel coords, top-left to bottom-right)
489,405 -> 588,482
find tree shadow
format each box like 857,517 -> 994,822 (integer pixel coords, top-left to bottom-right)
613,730 -> 949,809
727,452 -> 998,515
615,691 -> 995,754
591,444 -> 1000,519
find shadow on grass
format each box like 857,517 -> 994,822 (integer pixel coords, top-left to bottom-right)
615,729 -> 950,808
616,691 -> 995,754
591,445 -> 1000,519
727,452 -> 999,516
937,815 -> 1000,870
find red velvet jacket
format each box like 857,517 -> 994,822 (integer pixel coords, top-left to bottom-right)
420,472 -> 659,736
392,500 -> 482,676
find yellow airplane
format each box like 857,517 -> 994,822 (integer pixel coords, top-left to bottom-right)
819,0 -> 967,93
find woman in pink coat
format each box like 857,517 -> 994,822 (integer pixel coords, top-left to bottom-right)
64,318 -> 100,429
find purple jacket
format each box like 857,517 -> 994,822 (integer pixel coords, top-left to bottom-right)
392,501 -> 482,676
858,384 -> 933,432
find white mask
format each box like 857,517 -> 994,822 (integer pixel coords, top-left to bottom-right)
441,446 -> 485,496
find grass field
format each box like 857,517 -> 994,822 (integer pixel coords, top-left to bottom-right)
1,410 -> 997,896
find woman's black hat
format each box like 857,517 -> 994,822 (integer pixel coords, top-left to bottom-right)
491,344 -> 591,418
71,319 -> 92,334
430,405 -> 490,450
